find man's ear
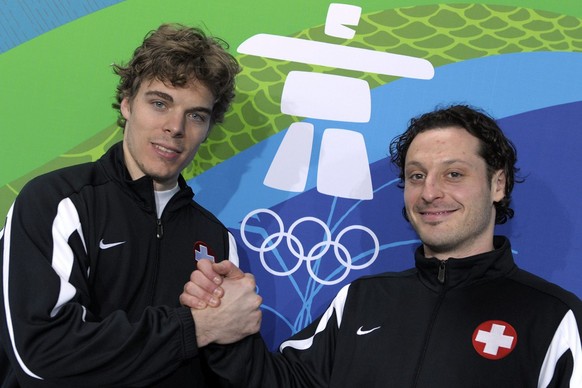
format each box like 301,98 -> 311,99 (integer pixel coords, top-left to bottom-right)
492,170 -> 506,202
120,97 -> 131,120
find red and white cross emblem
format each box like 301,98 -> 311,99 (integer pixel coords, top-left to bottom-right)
472,320 -> 517,360
194,241 -> 216,262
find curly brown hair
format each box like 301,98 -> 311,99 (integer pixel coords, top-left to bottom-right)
112,23 -> 240,128
389,104 -> 522,225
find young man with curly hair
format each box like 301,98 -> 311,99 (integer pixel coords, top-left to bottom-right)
0,24 -> 261,387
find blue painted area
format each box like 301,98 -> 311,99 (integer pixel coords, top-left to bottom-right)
496,102 -> 582,300
190,51 -> 582,228
0,0 -> 123,53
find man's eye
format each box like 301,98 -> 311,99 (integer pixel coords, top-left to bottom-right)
408,173 -> 424,181
188,112 -> 207,122
448,171 -> 462,178
153,101 -> 166,109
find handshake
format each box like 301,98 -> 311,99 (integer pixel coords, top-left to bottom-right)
180,259 -> 263,347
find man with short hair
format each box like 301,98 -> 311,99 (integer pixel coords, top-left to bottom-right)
0,24 -> 261,387
184,105 -> 582,387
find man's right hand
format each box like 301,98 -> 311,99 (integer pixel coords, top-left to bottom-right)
183,260 -> 263,347
180,259 -> 242,308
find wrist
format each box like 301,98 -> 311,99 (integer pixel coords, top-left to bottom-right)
191,308 -> 213,347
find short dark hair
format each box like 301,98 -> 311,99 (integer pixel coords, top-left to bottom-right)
112,23 -> 240,128
389,104 -> 522,224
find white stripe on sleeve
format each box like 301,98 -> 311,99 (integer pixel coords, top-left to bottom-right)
228,231 -> 239,267
2,204 -> 42,379
538,309 -> 582,387
2,198 -> 87,380
50,198 -> 86,317
280,283 -> 350,352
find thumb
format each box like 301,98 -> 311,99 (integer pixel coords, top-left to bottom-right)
212,260 -> 245,280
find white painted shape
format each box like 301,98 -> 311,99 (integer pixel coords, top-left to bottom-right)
264,122 -> 314,192
281,71 -> 371,122
325,3 -> 362,39
317,128 -> 373,200
237,34 -> 435,79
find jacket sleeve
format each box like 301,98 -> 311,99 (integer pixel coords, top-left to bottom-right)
204,284 -> 351,388
0,180 -> 197,386
539,309 -> 582,387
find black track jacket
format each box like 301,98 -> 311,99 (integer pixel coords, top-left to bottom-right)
206,237 -> 582,387
0,142 -> 233,387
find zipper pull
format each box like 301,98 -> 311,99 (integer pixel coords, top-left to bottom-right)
156,219 -> 164,239
437,260 -> 447,284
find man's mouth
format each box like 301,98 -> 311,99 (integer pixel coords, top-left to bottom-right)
421,210 -> 454,215
152,143 -> 182,160
154,143 -> 181,155
418,209 -> 457,222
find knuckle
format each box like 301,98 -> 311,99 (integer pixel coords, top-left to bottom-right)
243,275 -> 256,288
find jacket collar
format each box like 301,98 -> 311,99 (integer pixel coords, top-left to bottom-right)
98,142 -> 194,214
414,236 -> 517,292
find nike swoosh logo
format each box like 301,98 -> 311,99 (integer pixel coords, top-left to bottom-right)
99,239 -> 126,250
356,326 -> 381,336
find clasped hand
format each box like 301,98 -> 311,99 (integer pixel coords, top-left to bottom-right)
180,259 -> 262,347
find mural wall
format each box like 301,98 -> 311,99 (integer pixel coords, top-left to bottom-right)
1,0 -> 581,350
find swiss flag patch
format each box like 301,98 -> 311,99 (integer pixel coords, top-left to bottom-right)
472,320 -> 517,360
194,241 -> 216,262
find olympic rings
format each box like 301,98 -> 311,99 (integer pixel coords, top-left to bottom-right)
240,208 -> 379,285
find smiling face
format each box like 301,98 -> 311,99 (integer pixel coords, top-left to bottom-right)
403,126 -> 506,260
121,78 -> 214,191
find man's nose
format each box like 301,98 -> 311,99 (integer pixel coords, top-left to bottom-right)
164,112 -> 185,136
421,176 -> 444,202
